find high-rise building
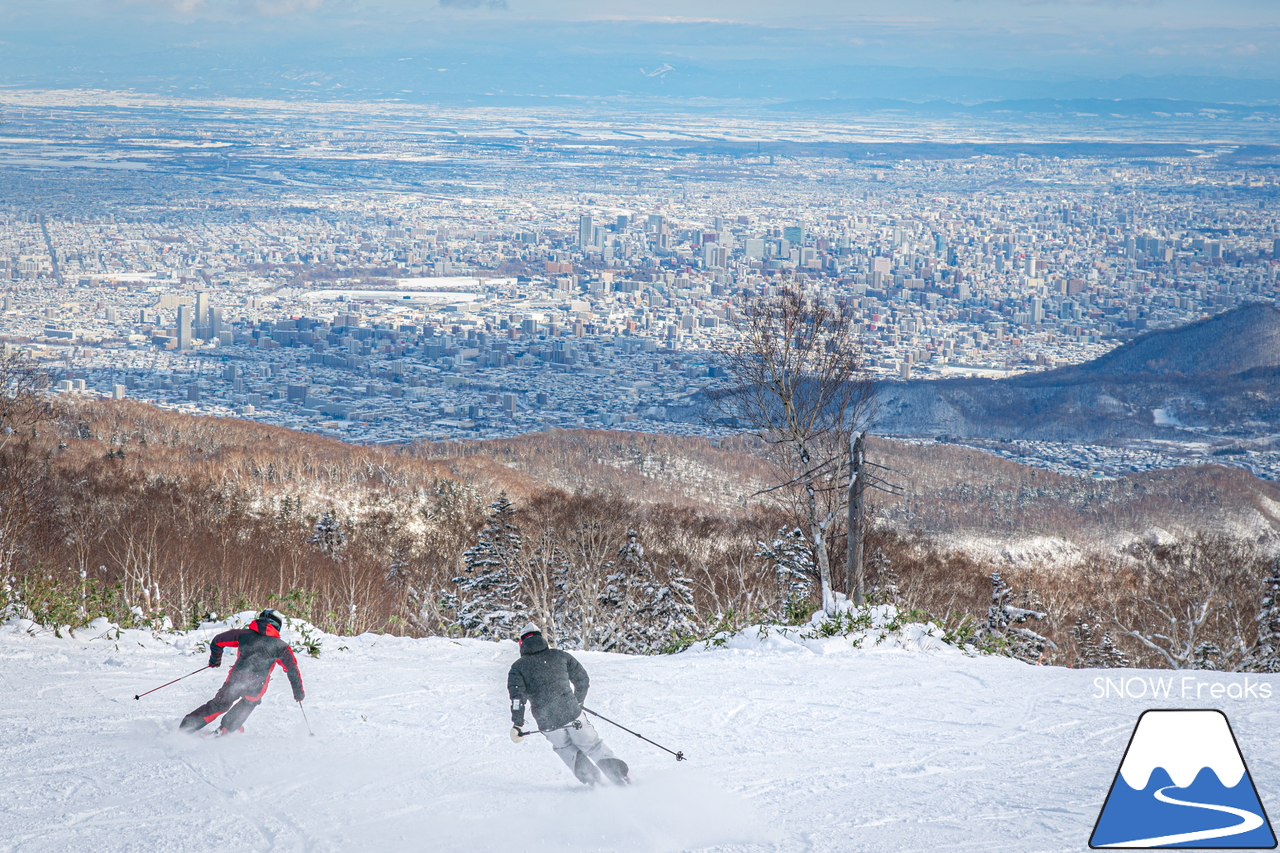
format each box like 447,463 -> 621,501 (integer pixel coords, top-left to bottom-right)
550,340 -> 573,365
195,291 -> 210,328
176,305 -> 192,350
210,306 -> 223,338
578,214 -> 593,248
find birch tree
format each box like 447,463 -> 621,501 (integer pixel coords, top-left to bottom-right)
714,285 -> 875,615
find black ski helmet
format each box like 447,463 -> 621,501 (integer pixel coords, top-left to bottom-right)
256,609 -> 284,633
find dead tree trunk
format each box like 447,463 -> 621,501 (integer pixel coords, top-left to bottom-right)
845,431 -> 867,605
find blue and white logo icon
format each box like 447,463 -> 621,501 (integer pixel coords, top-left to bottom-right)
1091,709 -> 1276,849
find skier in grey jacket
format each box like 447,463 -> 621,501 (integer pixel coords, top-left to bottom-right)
507,622 -> 629,785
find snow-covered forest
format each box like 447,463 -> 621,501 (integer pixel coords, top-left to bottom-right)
3,391 -> 1280,670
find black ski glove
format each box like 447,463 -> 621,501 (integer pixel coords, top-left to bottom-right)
511,698 -> 525,727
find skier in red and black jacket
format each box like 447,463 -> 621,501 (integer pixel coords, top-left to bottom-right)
179,609 -> 305,736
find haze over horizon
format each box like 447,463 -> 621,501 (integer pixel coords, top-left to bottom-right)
4,0 -> 1280,104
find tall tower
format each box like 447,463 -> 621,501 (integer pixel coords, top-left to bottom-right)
176,305 -> 192,350
195,291 -> 210,328
578,214 -> 593,248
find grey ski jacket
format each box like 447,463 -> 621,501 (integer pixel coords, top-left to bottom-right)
507,633 -> 589,731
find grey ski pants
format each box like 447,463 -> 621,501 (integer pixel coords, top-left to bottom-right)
544,717 -> 616,773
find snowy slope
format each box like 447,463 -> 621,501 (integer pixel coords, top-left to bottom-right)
2,617 -> 1279,853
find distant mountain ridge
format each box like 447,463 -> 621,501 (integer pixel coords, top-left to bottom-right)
871,303 -> 1280,442
1035,303 -> 1280,381
767,97 -> 1280,118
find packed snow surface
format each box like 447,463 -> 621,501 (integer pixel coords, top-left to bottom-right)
2,614 -> 1279,853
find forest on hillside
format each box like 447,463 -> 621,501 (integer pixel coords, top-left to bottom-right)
2,391 -> 1280,671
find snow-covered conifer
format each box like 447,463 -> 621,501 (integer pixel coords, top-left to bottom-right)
602,529 -> 651,653
449,494 -> 526,640
1097,631 -> 1128,668
866,547 -> 900,604
550,542 -> 582,650
643,560 -> 699,651
385,545 -> 410,585
310,510 -> 345,557
1073,613 -> 1128,668
587,529 -> 701,655
756,527 -> 816,619
982,571 -> 1056,663
585,532 -> 639,652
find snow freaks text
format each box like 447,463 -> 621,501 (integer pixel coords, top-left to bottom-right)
1093,676 -> 1274,701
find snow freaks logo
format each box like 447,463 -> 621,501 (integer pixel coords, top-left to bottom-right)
1090,710 -> 1277,849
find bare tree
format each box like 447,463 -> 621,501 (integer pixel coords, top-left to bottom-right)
1106,536 -> 1263,670
714,285 -> 875,615
0,348 -> 53,451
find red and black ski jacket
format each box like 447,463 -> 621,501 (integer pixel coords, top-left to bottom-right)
209,620 -> 305,702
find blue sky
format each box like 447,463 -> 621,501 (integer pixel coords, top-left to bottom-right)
4,0 -> 1279,99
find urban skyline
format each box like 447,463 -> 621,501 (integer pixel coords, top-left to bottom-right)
1,96 -> 1277,481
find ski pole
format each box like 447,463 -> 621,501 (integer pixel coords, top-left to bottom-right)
298,701 -> 314,736
582,706 -> 685,761
518,719 -> 583,738
134,665 -> 210,700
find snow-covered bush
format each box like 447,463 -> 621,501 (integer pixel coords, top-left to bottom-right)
676,599 -> 964,655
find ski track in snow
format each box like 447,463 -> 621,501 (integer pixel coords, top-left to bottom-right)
1,625 -> 1279,853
